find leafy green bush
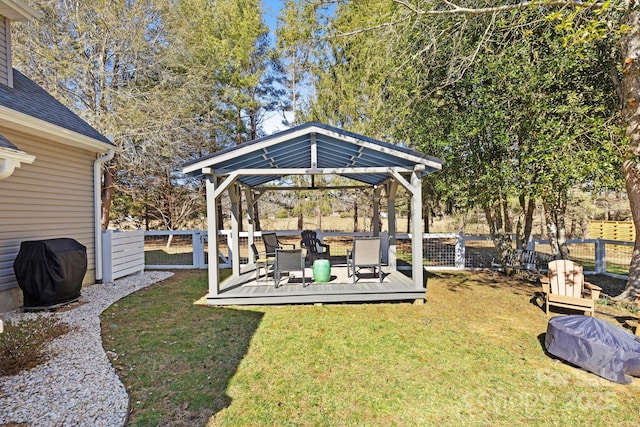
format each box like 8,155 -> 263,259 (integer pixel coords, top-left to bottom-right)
0,316 -> 71,377
275,209 -> 289,219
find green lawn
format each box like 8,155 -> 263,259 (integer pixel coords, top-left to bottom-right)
101,270 -> 640,426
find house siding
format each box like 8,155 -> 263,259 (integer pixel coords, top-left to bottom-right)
0,17 -> 11,87
0,128 -> 96,310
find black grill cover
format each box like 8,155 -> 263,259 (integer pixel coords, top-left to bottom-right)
545,315 -> 640,384
13,238 -> 87,308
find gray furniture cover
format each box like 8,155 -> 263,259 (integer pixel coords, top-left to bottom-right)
545,315 -> 640,384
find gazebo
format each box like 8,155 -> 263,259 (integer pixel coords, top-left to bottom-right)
183,122 -> 442,304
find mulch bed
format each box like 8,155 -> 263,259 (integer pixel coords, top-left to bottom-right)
585,275 -> 628,299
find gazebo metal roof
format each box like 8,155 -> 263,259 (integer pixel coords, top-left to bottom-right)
183,122 -> 442,187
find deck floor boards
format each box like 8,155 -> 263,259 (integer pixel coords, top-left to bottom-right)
206,264 -> 424,305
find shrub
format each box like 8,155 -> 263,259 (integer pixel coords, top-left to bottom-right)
0,316 -> 71,377
275,209 -> 289,219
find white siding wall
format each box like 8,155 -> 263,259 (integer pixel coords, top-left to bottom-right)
0,128 -> 96,309
0,16 -> 11,87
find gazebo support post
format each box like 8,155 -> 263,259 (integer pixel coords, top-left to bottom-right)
373,185 -> 382,237
386,180 -> 398,271
205,174 -> 220,296
410,171 -> 424,290
229,183 -> 241,277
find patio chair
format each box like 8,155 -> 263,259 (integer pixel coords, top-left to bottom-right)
274,249 -> 306,288
540,259 -> 602,316
300,230 -> 330,263
491,249 -> 551,281
250,243 -> 272,282
262,232 -> 295,257
346,237 -> 383,283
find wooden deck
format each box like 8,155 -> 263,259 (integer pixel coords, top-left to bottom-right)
206,260 -> 425,305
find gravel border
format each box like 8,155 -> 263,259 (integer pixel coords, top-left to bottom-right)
0,271 -> 174,426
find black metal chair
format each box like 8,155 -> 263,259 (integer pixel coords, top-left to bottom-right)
300,230 -> 330,263
262,232 -> 295,257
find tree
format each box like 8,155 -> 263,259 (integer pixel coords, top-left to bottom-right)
13,0 -> 172,228
296,0 -> 611,254
285,0 -> 635,299
14,0 -> 278,231
276,0 -> 330,126
387,0 -> 637,299
404,5 -> 620,260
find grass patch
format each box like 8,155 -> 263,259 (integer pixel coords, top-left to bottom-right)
144,249 -> 194,266
101,270 -> 640,426
0,316 -> 72,377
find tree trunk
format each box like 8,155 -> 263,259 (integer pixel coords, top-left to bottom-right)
503,199 -> 513,234
518,194 -> 536,249
100,165 -> 115,229
217,204 -> 223,232
615,9 -> 640,301
543,201 -> 560,258
483,204 -> 511,261
252,191 -> 261,232
542,196 -> 569,259
353,202 -> 359,232
424,203 -> 430,233
317,193 -> 322,230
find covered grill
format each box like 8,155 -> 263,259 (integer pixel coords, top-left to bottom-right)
13,238 -> 87,309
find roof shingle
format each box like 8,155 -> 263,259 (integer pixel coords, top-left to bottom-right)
0,69 -> 112,145
0,132 -> 19,150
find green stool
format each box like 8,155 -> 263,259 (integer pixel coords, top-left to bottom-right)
312,259 -> 331,282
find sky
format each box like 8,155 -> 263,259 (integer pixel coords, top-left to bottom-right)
261,0 -> 283,33
259,0 -> 335,134
260,1 -> 292,135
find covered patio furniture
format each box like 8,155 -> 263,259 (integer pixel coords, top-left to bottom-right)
274,249 -> 306,288
250,243 -> 272,282
262,232 -> 295,257
540,259 -> 602,316
545,315 -> 640,384
300,230 -> 330,263
346,237 -> 383,283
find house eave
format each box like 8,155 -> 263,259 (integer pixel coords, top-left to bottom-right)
0,0 -> 41,21
0,105 -> 114,153
0,145 -> 35,179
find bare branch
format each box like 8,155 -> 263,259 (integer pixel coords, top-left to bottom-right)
332,15 -> 413,37
393,0 -> 611,16
331,0 -> 614,40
